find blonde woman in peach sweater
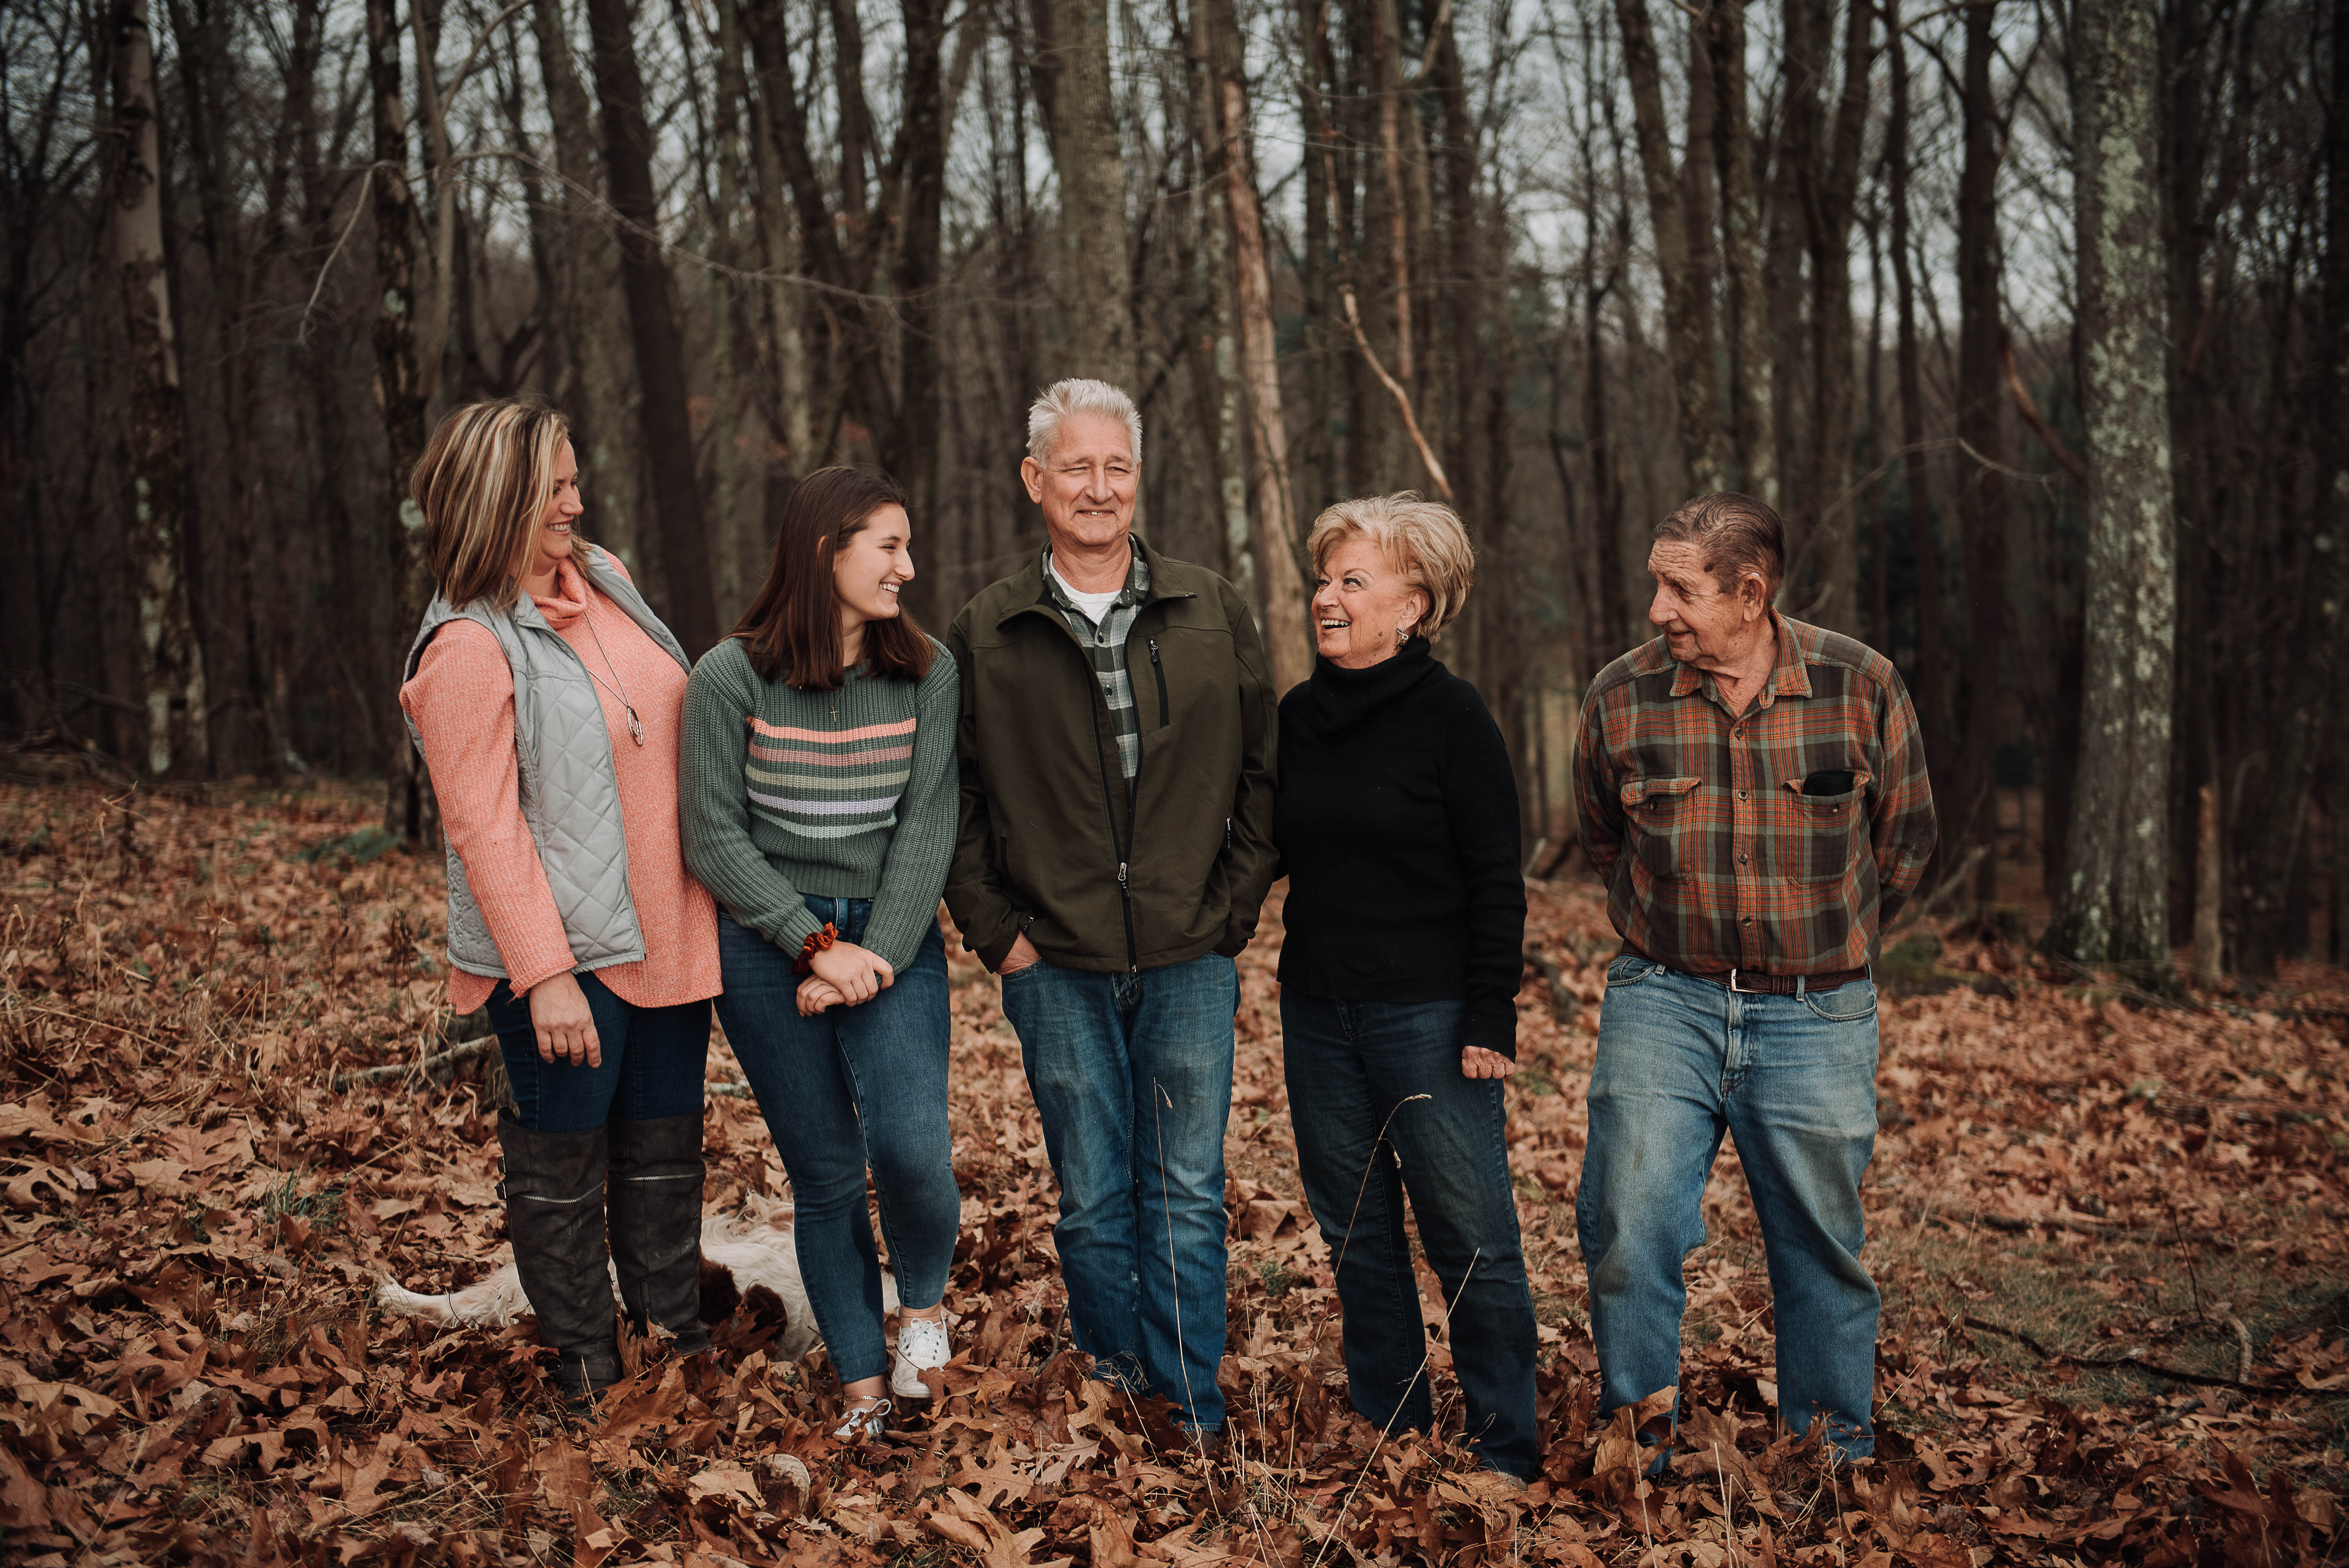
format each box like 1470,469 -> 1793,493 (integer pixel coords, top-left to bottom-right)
398,398 -> 720,1403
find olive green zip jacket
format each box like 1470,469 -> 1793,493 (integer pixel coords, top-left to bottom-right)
944,536 -> 1280,974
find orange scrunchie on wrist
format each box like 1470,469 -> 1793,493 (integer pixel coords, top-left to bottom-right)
793,922 -> 839,975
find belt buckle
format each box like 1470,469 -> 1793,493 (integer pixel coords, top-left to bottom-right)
1728,968 -> 1757,993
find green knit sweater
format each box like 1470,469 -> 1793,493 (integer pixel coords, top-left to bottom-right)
679,635 -> 960,973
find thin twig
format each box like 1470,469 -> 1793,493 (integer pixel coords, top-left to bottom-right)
1957,1316 -> 2291,1394
2002,340 -> 2087,484
330,1034 -> 495,1089
1339,289 -> 1453,501
297,164 -> 376,340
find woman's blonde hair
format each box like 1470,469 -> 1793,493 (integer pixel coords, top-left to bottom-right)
411,397 -> 588,609
1306,492 -> 1476,639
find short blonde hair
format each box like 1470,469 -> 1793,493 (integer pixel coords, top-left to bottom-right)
411,397 -> 589,609
1306,493 -> 1476,640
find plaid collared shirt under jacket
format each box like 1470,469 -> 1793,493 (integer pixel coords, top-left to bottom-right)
1039,544 -> 1152,785
1572,611 -> 1937,976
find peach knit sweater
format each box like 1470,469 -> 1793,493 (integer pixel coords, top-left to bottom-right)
397,559 -> 720,1013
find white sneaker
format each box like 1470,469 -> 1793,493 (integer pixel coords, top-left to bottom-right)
830,1397 -> 891,1442
891,1314 -> 952,1400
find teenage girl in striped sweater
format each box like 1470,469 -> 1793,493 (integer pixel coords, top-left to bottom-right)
679,468 -> 961,1441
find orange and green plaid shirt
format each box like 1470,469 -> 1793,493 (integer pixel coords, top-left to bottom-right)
1572,612 -> 1937,975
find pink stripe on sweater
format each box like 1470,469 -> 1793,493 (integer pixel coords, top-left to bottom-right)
747,742 -> 916,764
747,714 -> 918,743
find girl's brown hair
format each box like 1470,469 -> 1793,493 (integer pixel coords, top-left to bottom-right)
410,397 -> 589,609
733,467 -> 933,689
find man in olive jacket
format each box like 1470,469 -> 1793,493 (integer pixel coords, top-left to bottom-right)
946,378 -> 1279,1438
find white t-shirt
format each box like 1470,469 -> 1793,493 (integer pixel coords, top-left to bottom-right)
1049,555 -> 1123,625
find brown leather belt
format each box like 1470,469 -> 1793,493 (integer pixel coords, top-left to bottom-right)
1624,949 -> 1870,995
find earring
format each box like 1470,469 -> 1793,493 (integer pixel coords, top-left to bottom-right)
1396,624 -> 1414,642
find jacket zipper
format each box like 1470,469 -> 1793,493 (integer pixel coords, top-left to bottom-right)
1088,690 -> 1141,975
1148,638 -> 1169,728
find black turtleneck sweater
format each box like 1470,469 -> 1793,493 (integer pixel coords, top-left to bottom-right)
1273,639 -> 1526,1056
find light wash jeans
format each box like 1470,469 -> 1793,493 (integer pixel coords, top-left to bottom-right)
1576,956 -> 1881,1459
715,901 -> 958,1386
1281,993 -> 1539,1479
1000,950 -> 1238,1432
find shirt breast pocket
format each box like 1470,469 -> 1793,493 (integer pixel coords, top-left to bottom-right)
1620,776 -> 1701,880
1779,770 -> 1871,883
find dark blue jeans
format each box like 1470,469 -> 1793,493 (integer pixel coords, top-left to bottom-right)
486,970 -> 711,1135
1281,993 -> 1539,1479
715,901 -> 958,1386
1000,950 -> 1237,1431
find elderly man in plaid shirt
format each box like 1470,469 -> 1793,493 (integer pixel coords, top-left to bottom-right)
1572,492 -> 1936,1461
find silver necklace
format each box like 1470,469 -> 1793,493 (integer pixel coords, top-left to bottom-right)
580,608 -> 645,746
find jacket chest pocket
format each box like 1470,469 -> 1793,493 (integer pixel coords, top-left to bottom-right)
1621,776 -> 1701,879
1777,773 -> 1869,883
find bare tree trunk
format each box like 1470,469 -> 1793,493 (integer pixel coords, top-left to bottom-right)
1798,0 -> 1873,633
2046,0 -> 2176,979
1612,0 -> 1723,493
1034,0 -> 1133,385
1885,0 -> 1946,774
1299,0 -> 1335,529
529,0 -> 644,577
2230,0 -> 2348,974
110,0 -> 207,781
737,0 -> 814,489
1707,0 -> 1774,504
1948,0 -> 2008,906
366,0 -> 431,839
584,0 -> 718,656
1191,0 -> 1310,688
1181,4 -> 1250,592
887,0 -> 949,622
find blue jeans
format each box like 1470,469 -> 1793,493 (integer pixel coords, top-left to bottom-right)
715,902 -> 958,1386
1000,950 -> 1237,1430
1281,994 -> 1539,1479
487,971 -> 710,1135
1576,957 -> 1881,1458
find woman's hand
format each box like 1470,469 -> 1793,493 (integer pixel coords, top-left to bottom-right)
809,939 -> 894,1004
528,972 -> 600,1067
1460,1046 -> 1517,1080
797,976 -> 848,1016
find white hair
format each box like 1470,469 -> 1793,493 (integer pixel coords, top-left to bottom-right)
1027,378 -> 1143,467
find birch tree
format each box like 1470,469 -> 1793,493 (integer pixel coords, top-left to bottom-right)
110,0 -> 207,780
2045,0 -> 2174,978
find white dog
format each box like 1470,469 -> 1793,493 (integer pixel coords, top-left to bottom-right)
376,1199 -> 895,1365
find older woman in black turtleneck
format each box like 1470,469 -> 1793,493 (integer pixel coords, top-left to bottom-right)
1273,493 -> 1538,1485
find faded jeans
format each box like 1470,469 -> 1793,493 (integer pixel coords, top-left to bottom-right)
1576,957 -> 1881,1459
1000,950 -> 1238,1431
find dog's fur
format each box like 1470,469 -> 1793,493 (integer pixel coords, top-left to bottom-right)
375,1198 -> 895,1364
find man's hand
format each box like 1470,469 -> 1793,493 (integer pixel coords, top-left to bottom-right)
1460,1046 -> 1517,1080
998,933 -> 1043,976
528,972 -> 599,1067
797,976 -> 848,1016
809,941 -> 893,1004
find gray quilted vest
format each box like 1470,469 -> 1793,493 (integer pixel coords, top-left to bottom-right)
403,546 -> 691,982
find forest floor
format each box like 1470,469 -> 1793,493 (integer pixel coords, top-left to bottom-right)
1,775 -> 2345,1567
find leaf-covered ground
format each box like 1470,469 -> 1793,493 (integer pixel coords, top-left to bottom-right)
0,777 -> 2344,1566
